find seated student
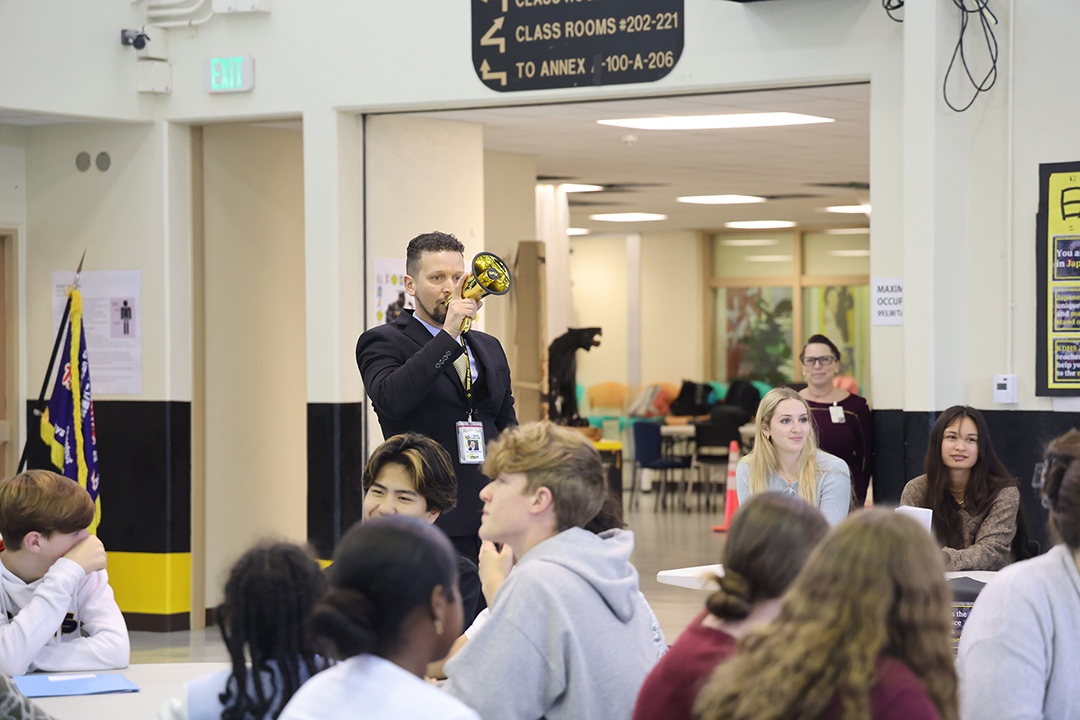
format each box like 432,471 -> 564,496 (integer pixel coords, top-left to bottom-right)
736,387 -> 852,525
278,516 -> 478,720
900,405 -> 1029,570
362,433 -> 481,627
159,542 -> 327,720
0,470 -> 129,676
632,492 -> 829,720
443,421 -> 660,720
956,429 -> 1080,720
694,509 -> 958,720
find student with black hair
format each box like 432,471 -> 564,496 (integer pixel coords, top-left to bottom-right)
158,543 -> 327,720
900,405 -> 1029,570
278,516 -> 478,720
632,493 -> 829,720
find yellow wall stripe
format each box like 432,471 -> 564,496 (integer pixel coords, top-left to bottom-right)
107,552 -> 191,615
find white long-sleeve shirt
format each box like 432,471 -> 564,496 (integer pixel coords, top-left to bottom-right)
0,557 -> 130,676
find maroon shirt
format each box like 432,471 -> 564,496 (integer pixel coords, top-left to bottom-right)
632,611 -> 737,720
806,393 -> 873,505
818,655 -> 942,720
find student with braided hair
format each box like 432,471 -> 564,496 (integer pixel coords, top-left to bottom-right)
694,509 -> 959,720
159,542 -> 327,720
278,516 -> 478,720
957,429 -> 1080,720
632,493 -> 829,720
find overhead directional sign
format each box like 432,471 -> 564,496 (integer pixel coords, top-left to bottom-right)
472,0 -> 684,92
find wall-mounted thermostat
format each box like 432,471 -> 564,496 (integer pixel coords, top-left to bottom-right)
993,374 -> 1018,404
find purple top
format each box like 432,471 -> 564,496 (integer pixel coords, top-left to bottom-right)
806,393 -> 873,505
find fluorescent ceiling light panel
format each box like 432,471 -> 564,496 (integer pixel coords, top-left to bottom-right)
597,112 -> 834,131
824,205 -> 871,214
829,250 -> 871,257
719,238 -> 778,247
589,213 -> 668,222
566,228 -> 590,236
823,228 -> 870,235
678,194 -> 766,205
725,220 -> 796,229
561,183 -> 604,193
745,255 -> 794,263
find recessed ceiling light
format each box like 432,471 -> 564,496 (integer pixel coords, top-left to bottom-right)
829,250 -> 871,257
824,205 -> 871,214
745,255 -> 794,263
590,213 -> 668,222
720,238 -> 778,247
678,195 -> 766,205
561,183 -> 604,193
823,228 -> 870,235
725,221 -> 796,229
567,228 -> 590,236
597,113 -> 834,131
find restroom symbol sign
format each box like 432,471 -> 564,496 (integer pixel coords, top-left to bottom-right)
110,297 -> 137,338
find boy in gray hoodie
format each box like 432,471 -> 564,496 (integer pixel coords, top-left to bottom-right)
443,421 -> 659,720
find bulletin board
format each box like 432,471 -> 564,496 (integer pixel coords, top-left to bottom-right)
1037,161 -> 1080,395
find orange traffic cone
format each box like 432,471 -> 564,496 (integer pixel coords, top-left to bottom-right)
712,441 -> 741,532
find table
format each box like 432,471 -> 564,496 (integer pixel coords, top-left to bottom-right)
33,661 -> 230,720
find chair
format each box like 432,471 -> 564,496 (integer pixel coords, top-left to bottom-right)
631,421 -> 692,512
691,420 -> 741,511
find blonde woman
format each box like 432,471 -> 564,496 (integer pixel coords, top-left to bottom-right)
694,509 -> 959,720
735,387 -> 851,525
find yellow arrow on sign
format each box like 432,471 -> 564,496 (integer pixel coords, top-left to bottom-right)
481,16 -> 506,54
480,59 -> 507,86
479,0 -> 509,11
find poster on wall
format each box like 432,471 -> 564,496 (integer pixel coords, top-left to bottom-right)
371,258 -> 413,326
804,285 -> 870,393
1037,161 -> 1080,395
51,270 -> 141,395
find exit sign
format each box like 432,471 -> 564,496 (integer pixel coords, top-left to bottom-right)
205,56 -> 255,93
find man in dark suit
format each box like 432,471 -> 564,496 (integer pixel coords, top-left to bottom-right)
356,232 -> 516,564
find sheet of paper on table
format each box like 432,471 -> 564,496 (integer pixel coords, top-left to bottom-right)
13,673 -> 139,698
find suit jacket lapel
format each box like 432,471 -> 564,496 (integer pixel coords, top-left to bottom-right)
398,310 -> 433,349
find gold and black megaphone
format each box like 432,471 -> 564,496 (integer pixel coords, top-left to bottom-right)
447,252 -> 512,334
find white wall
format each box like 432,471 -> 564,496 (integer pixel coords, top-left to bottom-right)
641,231 -> 703,386
202,123 -> 307,604
483,151 -> 537,346
570,234 -> 629,396
24,122 -> 170,401
0,126 -> 27,227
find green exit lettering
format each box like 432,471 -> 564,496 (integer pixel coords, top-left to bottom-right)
210,57 -> 244,91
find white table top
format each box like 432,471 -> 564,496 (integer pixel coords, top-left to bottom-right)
657,564 -> 998,590
33,661 -> 230,720
660,423 -> 696,437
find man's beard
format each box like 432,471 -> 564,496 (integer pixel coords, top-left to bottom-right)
419,296 -> 447,325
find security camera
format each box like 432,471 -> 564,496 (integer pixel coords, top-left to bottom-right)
121,29 -> 150,50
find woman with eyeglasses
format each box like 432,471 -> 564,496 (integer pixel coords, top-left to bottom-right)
956,429 -> 1080,720
900,406 -> 1029,571
798,334 -> 873,507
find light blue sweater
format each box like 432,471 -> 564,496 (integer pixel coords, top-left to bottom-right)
735,449 -> 851,525
957,544 -> 1080,720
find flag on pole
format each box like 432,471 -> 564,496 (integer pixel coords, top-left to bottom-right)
40,287 -> 101,533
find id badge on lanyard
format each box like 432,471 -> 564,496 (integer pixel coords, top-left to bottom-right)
457,422 -> 486,464
829,403 -> 846,424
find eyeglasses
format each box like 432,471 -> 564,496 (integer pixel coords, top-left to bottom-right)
800,355 -> 837,367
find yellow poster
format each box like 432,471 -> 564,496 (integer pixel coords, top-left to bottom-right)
1042,165 -> 1080,391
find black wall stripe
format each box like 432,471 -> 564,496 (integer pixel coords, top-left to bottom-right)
25,400 -> 191,554
306,402 -> 365,559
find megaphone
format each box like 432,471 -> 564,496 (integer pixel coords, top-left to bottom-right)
447,252 -> 512,334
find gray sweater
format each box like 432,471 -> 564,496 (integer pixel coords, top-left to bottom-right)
957,544 -> 1080,720
444,527 -> 659,720
734,450 -> 851,525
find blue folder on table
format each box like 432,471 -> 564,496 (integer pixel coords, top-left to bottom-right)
13,673 -> 139,698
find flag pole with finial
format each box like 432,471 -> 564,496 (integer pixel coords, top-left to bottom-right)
17,250 -> 86,473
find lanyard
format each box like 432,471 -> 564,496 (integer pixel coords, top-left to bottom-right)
460,336 -> 474,421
